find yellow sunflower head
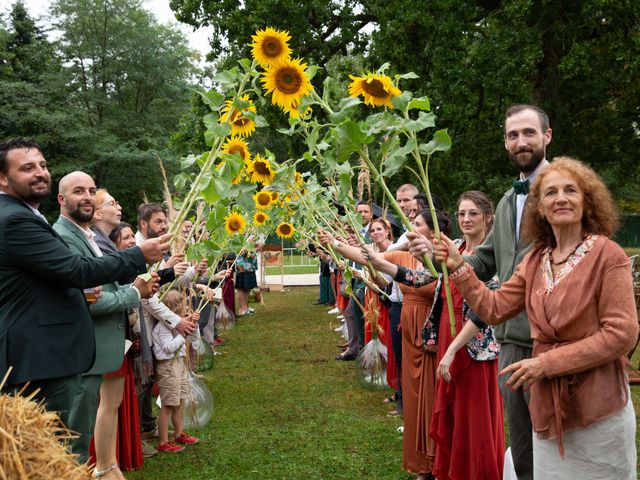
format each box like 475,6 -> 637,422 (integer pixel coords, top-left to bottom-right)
251,27 -> 292,68
254,190 -> 273,210
246,154 -> 275,185
224,211 -> 247,235
222,136 -> 251,162
275,222 -> 295,239
253,211 -> 269,226
219,95 -> 257,137
261,57 -> 314,113
348,74 -> 402,108
288,99 -> 313,120
294,171 -> 304,188
270,191 -> 280,203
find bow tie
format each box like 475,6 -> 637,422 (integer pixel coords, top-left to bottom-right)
512,179 -> 529,195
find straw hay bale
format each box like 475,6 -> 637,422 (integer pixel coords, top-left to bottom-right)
0,387 -> 91,480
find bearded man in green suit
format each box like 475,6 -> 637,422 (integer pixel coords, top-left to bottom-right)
53,171 -> 159,462
0,137 -> 170,428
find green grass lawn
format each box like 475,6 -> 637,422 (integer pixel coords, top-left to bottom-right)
128,287 -> 408,480
265,264 -> 319,275
128,286 -> 640,479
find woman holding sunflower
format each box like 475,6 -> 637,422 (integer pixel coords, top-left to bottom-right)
319,208 -> 448,479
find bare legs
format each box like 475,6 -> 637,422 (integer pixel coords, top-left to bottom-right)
94,375 -> 126,479
158,402 -> 184,444
236,288 -> 250,315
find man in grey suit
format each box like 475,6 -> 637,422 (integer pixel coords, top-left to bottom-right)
53,171 -> 158,462
0,137 -> 170,425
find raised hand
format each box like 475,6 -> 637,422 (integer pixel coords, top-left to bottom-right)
433,234 -> 463,270
172,261 -> 190,277
134,272 -> 160,298
318,228 -> 335,246
139,232 -> 172,264
406,231 -> 433,260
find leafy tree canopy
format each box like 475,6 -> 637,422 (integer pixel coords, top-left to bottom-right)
170,0 -> 640,211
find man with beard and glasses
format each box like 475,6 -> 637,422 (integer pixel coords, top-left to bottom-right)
407,105 -> 552,480
0,137 -> 170,426
53,172 -> 160,462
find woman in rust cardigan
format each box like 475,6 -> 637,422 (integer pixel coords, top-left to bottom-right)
387,157 -> 638,479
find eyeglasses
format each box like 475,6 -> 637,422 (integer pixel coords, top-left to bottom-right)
97,200 -> 120,209
455,210 -> 482,219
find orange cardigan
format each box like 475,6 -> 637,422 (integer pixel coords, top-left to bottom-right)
453,235 -> 638,454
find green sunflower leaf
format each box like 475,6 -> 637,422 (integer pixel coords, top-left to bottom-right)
198,90 -> 225,110
335,120 -> 374,162
391,91 -> 412,112
396,72 -> 419,80
408,96 -> 431,111
405,112 -> 436,133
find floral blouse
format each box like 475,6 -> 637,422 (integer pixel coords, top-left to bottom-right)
236,252 -> 258,273
400,241 -> 500,361
540,234 -> 598,294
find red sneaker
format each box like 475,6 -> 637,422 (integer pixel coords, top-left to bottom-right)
213,337 -> 225,347
157,442 -> 185,453
175,432 -> 200,445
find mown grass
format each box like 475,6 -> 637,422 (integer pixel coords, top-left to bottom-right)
128,286 -> 640,480
128,287 -> 408,480
265,265 -> 319,275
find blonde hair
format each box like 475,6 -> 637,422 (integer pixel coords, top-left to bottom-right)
161,290 -> 187,317
95,188 -> 110,208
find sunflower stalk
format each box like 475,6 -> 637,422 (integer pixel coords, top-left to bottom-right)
403,127 -> 456,337
360,146 -> 438,276
165,60 -> 258,250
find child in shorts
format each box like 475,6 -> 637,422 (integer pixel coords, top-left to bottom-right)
153,289 -> 201,453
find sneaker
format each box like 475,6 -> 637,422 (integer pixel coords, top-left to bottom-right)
157,442 -> 185,453
175,432 -> 200,445
327,307 -> 340,314
141,439 -> 158,457
213,337 -> 225,347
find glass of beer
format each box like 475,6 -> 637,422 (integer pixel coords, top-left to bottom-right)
83,288 -> 98,304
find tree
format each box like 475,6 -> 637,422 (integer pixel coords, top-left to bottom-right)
169,0 -> 640,211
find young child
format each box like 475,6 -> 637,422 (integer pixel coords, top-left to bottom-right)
153,289 -> 201,453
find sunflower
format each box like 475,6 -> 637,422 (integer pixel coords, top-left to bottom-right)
253,211 -> 269,226
246,154 -> 275,185
219,95 -> 257,137
261,58 -> 314,113
348,74 -> 402,108
270,191 -> 280,203
222,136 -> 251,162
288,99 -> 312,120
224,211 -> 246,235
275,222 -> 295,239
251,27 -> 292,68
294,171 -> 304,188
254,191 -> 273,210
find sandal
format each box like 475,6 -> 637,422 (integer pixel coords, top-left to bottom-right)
93,464 -> 119,478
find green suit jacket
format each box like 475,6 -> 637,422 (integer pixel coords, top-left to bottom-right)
0,193 -> 147,386
53,215 -> 141,375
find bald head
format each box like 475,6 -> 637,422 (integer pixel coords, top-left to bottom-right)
57,171 -> 97,226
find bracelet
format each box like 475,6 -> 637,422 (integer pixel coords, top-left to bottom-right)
332,239 -> 341,249
449,261 -> 470,280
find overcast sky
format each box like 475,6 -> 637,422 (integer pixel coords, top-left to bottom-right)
3,0 -> 214,61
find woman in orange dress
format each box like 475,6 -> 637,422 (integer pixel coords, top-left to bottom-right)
320,209 -> 451,479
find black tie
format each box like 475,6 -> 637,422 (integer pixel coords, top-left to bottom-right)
512,179 -> 529,195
